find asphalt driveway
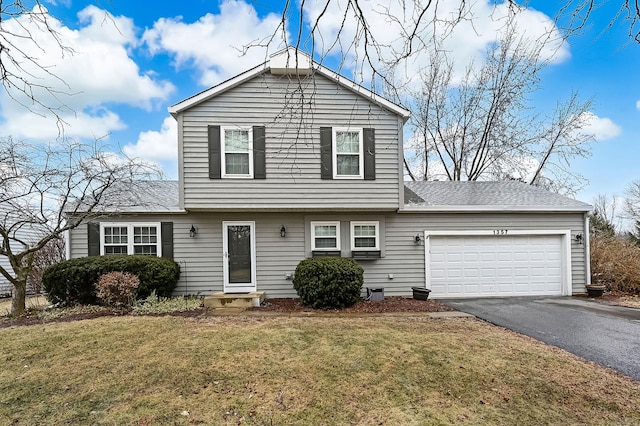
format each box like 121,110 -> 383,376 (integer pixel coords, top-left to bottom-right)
443,297 -> 640,382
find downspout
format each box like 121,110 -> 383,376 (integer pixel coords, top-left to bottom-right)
64,229 -> 71,260
584,213 -> 591,286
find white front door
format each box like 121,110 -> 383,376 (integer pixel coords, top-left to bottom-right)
223,221 -> 257,293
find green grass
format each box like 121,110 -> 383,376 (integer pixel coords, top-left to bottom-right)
1,316 -> 639,425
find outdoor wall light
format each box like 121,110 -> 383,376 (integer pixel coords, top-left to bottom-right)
189,225 -> 198,238
575,233 -> 583,244
414,233 -> 423,245
280,225 -> 287,238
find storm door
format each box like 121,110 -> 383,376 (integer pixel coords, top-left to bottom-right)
222,222 -> 257,293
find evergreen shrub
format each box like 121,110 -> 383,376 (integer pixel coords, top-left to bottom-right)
292,257 -> 364,309
42,255 -> 180,305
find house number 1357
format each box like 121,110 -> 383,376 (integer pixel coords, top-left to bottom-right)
493,229 -> 508,235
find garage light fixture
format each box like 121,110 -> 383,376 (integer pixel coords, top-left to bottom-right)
414,233 -> 423,245
280,225 -> 287,238
575,233 -> 583,244
189,225 -> 198,238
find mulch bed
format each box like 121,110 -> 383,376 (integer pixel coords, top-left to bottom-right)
1,296 -> 453,328
249,296 -> 454,313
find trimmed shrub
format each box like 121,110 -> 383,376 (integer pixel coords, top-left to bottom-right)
96,271 -> 140,308
42,255 -> 180,305
293,257 -> 364,309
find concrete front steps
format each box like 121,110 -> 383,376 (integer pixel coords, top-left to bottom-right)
204,292 -> 265,309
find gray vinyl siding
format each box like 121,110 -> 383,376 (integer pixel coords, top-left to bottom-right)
377,212 -> 587,296
0,256 -> 12,295
68,210 -> 588,298
0,227 -> 46,296
179,72 -> 402,211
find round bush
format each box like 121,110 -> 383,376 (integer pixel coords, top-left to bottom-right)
293,257 -> 364,309
96,271 -> 140,308
43,255 -> 180,305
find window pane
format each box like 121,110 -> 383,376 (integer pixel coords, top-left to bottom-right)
104,227 -> 128,244
225,153 -> 250,175
355,237 -> 376,248
315,237 -> 337,248
227,225 -> 252,283
134,245 -> 157,256
225,130 -> 249,151
354,225 -> 376,236
314,225 -> 336,237
336,131 -> 359,153
337,155 -> 359,176
134,226 -> 157,244
105,246 -> 128,255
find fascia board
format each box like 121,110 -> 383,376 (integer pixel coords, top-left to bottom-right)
168,63 -> 267,117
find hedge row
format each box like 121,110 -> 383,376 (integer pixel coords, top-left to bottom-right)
42,255 -> 180,305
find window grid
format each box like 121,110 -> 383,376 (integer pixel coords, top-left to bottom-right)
133,226 -> 158,256
101,223 -> 161,257
222,127 -> 253,177
311,222 -> 340,250
351,222 -> 379,250
333,128 -> 363,179
103,226 -> 128,255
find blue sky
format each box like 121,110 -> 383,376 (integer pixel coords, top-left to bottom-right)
3,0 -> 638,206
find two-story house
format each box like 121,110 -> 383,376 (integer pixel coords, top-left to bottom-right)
67,47 -> 592,301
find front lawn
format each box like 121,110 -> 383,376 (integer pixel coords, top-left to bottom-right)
1,316 -> 638,425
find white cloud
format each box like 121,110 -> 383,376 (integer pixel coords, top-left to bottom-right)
123,117 -> 177,161
142,0 -> 288,86
0,5 -> 175,140
636,100 -> 640,110
301,0 -> 569,86
579,112 -> 621,141
122,117 -> 178,179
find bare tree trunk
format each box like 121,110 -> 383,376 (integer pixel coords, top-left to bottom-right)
11,275 -> 27,317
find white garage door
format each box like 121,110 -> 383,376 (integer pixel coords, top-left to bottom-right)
428,234 -> 564,297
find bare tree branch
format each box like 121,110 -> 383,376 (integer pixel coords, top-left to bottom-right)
0,1 -> 76,131
0,138 -> 161,316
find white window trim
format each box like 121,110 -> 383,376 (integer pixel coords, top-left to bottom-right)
221,126 -> 254,178
100,222 -> 162,257
332,127 -> 363,179
350,221 -> 380,251
311,221 -> 341,251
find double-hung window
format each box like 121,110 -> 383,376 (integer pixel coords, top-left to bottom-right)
100,223 -> 161,256
222,127 -> 253,178
311,221 -> 341,251
351,221 -> 379,251
333,128 -> 363,179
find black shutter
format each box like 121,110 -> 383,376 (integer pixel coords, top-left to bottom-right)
161,222 -> 174,260
208,125 -> 221,179
363,128 -> 376,180
253,126 -> 266,179
87,222 -> 100,256
320,127 -> 333,180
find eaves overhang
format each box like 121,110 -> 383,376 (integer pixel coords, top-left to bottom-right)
398,205 -> 593,213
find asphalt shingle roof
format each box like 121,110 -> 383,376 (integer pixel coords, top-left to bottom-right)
78,180 -> 591,214
69,180 -> 182,214
404,181 -> 592,212
110,180 -> 181,213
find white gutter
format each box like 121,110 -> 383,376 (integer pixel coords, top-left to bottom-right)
398,205 -> 593,213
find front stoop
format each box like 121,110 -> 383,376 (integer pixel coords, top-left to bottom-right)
204,292 -> 265,309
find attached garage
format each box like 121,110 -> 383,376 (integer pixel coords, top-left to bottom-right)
425,230 -> 571,298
